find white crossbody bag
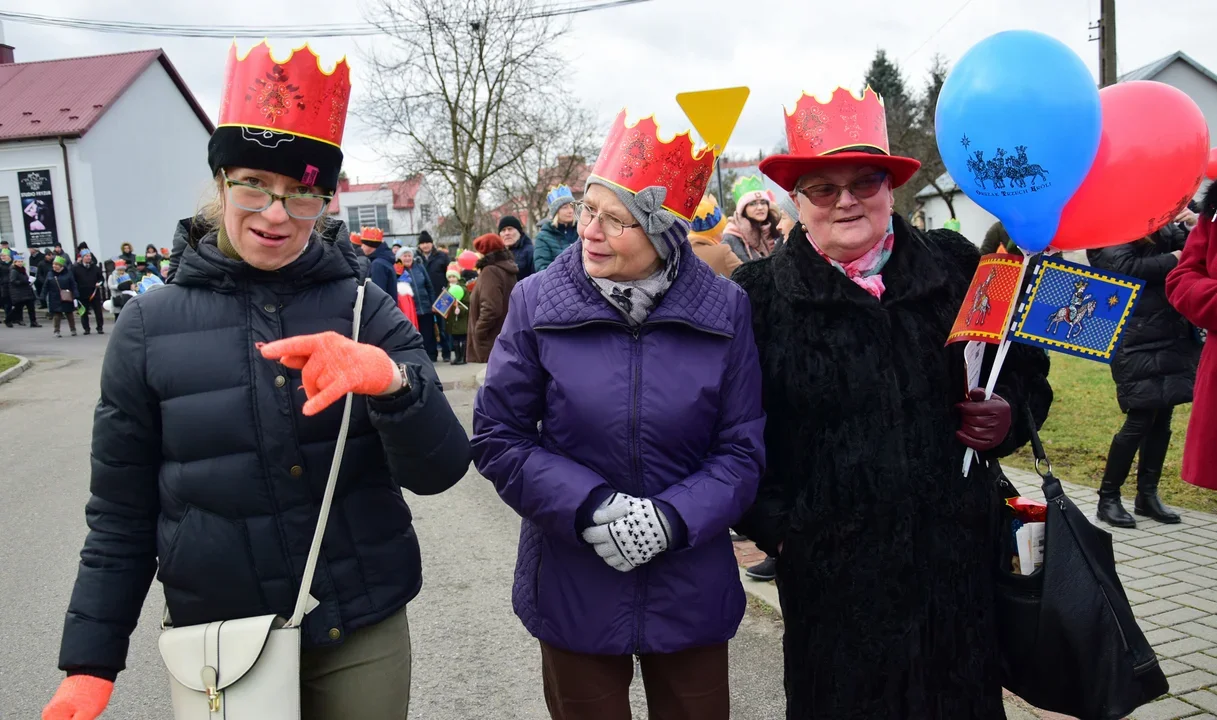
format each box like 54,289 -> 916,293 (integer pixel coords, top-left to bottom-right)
157,280 -> 370,719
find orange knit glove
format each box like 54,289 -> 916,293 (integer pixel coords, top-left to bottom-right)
259,331 -> 399,416
43,675 -> 114,720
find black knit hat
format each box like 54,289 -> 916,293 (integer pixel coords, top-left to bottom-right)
497,215 -> 524,234
418,231 -> 434,246
208,129 -> 343,191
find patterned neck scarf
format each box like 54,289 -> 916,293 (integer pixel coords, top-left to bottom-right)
587,247 -> 680,326
807,217 -> 896,299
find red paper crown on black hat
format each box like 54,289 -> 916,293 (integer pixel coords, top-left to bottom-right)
588,110 -> 717,221
218,40 -> 351,146
759,87 -> 921,191
359,226 -> 384,243
208,41 -> 351,190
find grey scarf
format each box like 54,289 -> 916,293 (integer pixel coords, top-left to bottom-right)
587,247 -> 679,327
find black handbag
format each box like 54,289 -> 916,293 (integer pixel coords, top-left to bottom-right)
993,411 -> 1169,720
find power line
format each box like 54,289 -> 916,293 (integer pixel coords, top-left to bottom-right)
0,0 -> 653,38
902,0 -> 976,66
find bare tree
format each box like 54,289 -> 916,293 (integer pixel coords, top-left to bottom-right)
914,54 -> 955,220
492,99 -> 599,233
362,0 -> 567,248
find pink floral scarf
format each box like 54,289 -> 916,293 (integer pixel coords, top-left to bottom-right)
807,218 -> 896,299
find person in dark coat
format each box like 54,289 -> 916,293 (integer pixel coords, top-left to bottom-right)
354,226 -> 399,304
497,215 -> 534,280
44,41 -> 471,720
0,249 -> 11,322
473,154 -> 765,719
116,242 -> 137,270
444,267 -> 469,365
43,255 -> 79,337
5,255 -> 39,327
1087,220 -> 1199,526
734,88 -> 1052,719
401,248 -> 438,361
71,250 -> 105,335
416,232 -> 452,362
466,233 -> 518,363
534,185 -> 580,272
35,249 -> 55,307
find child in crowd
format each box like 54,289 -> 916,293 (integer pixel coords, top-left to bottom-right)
445,266 -> 469,366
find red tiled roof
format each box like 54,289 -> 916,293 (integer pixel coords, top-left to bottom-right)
0,49 -> 213,142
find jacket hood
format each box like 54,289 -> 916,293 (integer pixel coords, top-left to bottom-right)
174,231 -> 359,293
1203,181 -> 1217,220
369,242 -> 396,265
477,249 -> 519,274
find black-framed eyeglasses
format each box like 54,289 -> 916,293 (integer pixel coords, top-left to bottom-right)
222,171 -> 333,220
574,202 -> 640,238
791,171 -> 889,208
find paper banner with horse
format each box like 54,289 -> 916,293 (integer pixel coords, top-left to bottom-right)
1008,256 -> 1142,363
948,254 -> 1026,344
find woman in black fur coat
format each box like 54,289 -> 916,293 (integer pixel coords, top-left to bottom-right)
735,89 -> 1053,719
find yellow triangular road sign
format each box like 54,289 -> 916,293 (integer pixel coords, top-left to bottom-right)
675,86 -> 751,154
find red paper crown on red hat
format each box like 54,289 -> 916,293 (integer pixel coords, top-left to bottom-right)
218,40 -> 351,147
359,226 -> 384,243
588,110 -> 717,221
759,86 -> 921,191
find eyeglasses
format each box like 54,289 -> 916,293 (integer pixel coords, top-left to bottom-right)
575,202 -> 640,238
222,171 -> 333,220
791,171 -> 889,208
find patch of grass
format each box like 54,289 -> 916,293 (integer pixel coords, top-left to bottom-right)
0,354 -> 18,374
1004,354 -> 1217,514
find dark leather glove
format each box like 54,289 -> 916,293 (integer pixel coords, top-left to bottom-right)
955,389 -> 1012,452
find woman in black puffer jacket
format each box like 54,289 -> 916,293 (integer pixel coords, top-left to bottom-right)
44,41 -> 471,720
1088,221 -> 1201,528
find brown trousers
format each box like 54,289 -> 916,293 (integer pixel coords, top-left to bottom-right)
539,641 -> 729,720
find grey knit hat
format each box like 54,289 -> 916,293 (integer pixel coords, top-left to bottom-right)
584,177 -> 687,262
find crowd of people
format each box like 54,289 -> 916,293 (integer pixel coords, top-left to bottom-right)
27,36 -> 1217,720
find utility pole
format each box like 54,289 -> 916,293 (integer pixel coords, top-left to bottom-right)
1090,0 -> 1118,87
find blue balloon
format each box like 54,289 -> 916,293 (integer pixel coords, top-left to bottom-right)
936,30 -> 1101,252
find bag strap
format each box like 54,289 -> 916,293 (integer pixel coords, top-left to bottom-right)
1023,402 -> 1064,502
287,278 -> 371,628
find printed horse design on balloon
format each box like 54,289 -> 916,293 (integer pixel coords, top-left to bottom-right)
1046,279 -> 1097,341
966,268 -> 998,327
964,141 -> 1050,190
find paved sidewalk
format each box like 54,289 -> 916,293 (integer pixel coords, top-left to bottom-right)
733,466 -> 1217,720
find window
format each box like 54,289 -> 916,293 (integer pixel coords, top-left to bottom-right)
347,205 -> 389,232
420,204 -> 432,224
0,197 -> 12,245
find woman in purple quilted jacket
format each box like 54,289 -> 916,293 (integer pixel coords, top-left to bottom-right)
472,112 -> 766,720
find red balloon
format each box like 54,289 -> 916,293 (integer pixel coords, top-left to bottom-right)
1052,81 -> 1210,252
1207,148 -> 1217,181
457,250 -> 479,271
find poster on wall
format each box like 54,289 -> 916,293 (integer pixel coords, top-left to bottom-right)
18,169 -> 58,249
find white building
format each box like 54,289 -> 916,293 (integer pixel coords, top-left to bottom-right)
917,51 -> 1217,245
0,41 -> 213,260
329,176 -> 439,245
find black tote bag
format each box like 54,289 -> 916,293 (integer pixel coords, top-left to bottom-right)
993,412 -> 1169,720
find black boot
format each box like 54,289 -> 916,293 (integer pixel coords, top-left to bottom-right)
1097,432 -> 1138,528
1097,494 -> 1136,528
1135,429 -> 1182,524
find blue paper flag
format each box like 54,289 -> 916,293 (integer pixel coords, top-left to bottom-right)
1008,256 -> 1143,363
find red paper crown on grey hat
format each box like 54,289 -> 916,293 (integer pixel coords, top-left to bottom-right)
759,87 -> 921,192
207,41 -> 351,190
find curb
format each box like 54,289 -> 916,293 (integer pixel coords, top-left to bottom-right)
739,567 -> 782,618
0,354 -> 30,386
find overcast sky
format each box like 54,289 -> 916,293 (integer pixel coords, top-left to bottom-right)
4,0 -> 1215,183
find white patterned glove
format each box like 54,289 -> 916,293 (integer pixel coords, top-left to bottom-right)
581,495 -> 673,572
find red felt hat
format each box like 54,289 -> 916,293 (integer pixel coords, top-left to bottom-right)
759,87 -> 922,192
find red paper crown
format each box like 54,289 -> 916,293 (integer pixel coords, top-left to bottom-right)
218,40 -> 352,147
359,226 -> 384,243
588,110 -> 717,221
759,87 -> 921,191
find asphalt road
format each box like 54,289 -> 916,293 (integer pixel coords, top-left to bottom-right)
0,322 -> 787,719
